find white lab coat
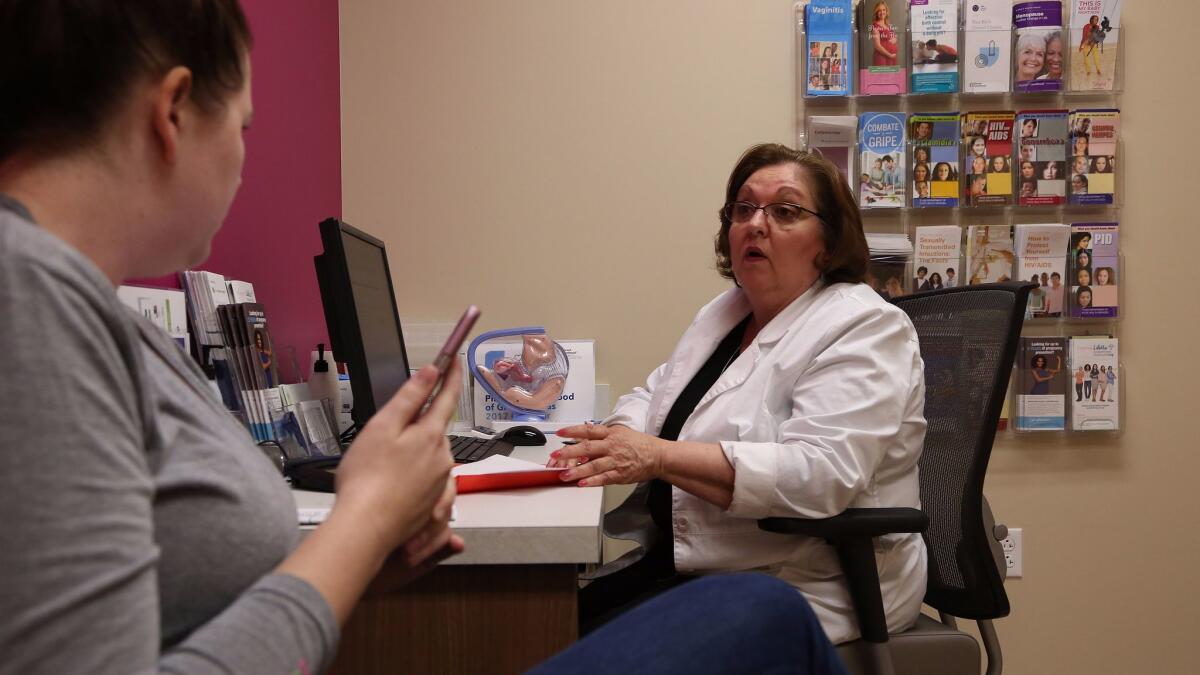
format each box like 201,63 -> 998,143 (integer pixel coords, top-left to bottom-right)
604,281 -> 927,644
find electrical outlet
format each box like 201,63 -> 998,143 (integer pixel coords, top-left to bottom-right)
1001,528 -> 1022,578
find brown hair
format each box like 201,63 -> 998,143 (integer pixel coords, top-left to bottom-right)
714,143 -> 868,286
0,0 -> 253,161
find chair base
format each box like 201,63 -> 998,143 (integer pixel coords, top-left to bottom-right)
836,614 -> 980,675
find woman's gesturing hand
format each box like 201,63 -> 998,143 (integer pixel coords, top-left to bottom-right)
334,361 -> 461,555
551,423 -> 666,487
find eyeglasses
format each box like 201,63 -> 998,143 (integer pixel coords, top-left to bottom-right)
722,201 -> 823,229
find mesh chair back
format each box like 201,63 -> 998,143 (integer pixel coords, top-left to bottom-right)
890,282 -> 1033,620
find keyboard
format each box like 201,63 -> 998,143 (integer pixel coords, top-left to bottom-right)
448,434 -> 514,463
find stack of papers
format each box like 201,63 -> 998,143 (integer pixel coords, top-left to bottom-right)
297,507 -> 329,525
866,232 -> 913,256
866,233 -> 914,298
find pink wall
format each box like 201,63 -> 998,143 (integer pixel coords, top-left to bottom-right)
134,0 -> 341,382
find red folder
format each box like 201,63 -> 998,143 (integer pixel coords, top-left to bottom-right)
454,468 -> 570,494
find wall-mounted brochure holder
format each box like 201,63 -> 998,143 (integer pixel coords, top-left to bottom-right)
866,252 -> 914,299
967,24 -> 1125,97
1009,358 -> 1124,436
794,2 -> 1126,447
801,111 -> 1118,212
793,2 -> 1124,100
831,129 -> 1123,214
1016,251 -> 1122,325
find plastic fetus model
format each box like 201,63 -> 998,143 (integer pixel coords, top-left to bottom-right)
469,328 -> 569,421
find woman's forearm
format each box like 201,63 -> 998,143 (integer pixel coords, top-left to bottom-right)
659,440 -> 735,510
274,502 -> 391,625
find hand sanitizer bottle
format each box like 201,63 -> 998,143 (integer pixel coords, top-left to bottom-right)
307,343 -> 342,434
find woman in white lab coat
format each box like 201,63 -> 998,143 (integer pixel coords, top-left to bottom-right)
553,144 -> 928,645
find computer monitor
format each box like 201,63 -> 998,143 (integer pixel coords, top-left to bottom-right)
314,217 -> 411,428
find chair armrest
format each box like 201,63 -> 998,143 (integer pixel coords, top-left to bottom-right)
758,507 -> 928,540
757,508 -> 928,646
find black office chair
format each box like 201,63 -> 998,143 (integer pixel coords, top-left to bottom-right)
759,282 -> 1034,675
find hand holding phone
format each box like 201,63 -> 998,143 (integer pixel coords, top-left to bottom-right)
432,305 -> 480,377
419,305 -> 480,419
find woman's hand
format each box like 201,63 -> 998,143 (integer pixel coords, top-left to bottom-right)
367,478 -> 465,593
333,361 -> 461,555
551,423 -> 666,487
397,477 -> 461,569
545,443 -> 582,469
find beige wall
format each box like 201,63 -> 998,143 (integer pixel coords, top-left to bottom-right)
341,1 -> 1200,672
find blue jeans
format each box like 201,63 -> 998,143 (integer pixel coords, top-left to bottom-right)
528,573 -> 847,675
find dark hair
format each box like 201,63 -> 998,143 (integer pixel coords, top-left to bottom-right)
1032,354 -> 1047,368
714,143 -> 867,286
917,266 -> 928,275
1076,285 -> 1093,305
0,0 -> 253,161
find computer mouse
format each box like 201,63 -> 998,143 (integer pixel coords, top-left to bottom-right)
498,425 -> 547,446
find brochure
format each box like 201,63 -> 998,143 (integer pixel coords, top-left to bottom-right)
910,0 -> 960,93
859,0 -> 908,95
963,0 -> 1013,93
1069,0 -> 1122,91
805,0 -> 854,96
1016,109 -> 1068,206
1016,336 -> 1068,431
859,112 -> 907,208
1069,336 -> 1119,430
1013,1 -> 1064,92
910,112 -> 960,207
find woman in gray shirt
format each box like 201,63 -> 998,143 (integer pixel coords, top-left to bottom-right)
0,2 -> 848,673
0,2 -> 460,672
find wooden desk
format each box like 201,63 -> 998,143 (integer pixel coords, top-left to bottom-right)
294,440 -> 603,675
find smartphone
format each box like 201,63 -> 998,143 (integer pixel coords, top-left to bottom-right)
433,305 -> 480,377
419,305 -> 480,418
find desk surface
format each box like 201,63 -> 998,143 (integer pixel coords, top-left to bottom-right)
293,437 -> 604,565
